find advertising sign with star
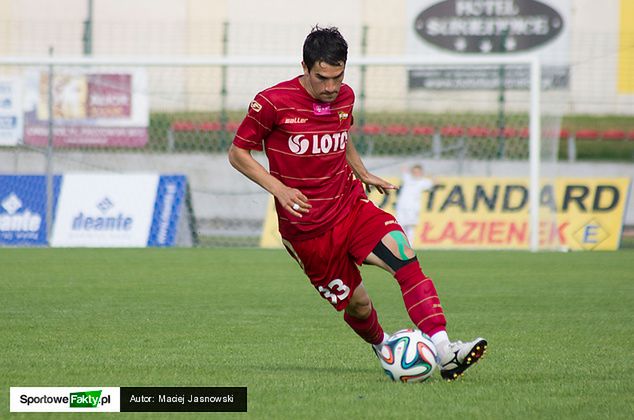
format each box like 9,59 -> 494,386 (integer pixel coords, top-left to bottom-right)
406,0 -> 570,90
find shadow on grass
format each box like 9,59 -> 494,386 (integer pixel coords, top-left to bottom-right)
241,363 -> 379,375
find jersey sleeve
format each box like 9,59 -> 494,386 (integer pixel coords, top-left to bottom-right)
233,93 -> 276,151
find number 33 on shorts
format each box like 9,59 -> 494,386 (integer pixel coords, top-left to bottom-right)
317,279 -> 350,305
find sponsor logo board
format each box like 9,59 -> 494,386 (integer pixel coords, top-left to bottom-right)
0,76 -> 23,146
22,69 -> 148,148
147,175 -> 187,247
406,0 -> 571,90
51,173 -> 186,247
260,176 -> 630,251
0,175 -> 61,246
51,173 -> 158,247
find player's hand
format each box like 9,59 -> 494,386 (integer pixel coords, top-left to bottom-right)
275,187 -> 312,217
360,173 -> 398,194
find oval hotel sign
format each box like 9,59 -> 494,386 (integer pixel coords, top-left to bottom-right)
414,0 -> 564,53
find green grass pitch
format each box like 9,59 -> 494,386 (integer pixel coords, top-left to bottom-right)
1,248 -> 633,419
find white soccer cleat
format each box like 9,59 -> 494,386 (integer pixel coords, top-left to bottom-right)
438,337 -> 488,381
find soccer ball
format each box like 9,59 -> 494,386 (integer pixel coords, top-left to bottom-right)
376,328 -> 438,383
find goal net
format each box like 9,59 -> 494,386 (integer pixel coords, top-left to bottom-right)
0,55 -> 563,251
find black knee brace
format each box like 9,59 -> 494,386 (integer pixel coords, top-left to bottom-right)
372,240 -> 417,271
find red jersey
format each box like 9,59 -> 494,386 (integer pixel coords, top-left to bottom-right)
233,76 -> 366,241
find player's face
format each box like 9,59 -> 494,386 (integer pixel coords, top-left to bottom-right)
302,61 -> 345,103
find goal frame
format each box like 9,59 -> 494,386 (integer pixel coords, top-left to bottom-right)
0,54 -> 543,251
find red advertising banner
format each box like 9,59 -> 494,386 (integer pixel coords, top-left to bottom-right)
87,74 -> 132,118
23,69 -> 148,148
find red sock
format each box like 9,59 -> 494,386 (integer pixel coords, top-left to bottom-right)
394,262 -> 447,336
343,306 -> 385,345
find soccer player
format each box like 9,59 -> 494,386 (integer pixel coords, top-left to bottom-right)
396,164 -> 434,242
228,26 -> 487,380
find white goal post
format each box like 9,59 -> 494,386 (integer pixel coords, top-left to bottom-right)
0,54 -> 545,251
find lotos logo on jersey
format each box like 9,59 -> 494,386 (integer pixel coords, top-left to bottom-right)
288,135 -> 310,154
287,131 -> 348,155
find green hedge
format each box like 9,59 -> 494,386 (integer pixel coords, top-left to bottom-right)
148,111 -> 634,160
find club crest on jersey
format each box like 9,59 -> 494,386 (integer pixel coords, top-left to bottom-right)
250,100 -> 262,112
288,131 -> 349,155
338,111 -> 349,122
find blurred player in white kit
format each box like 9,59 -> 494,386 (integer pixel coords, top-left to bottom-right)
396,164 -> 434,242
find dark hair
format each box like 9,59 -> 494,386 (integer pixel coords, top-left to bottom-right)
302,26 -> 348,71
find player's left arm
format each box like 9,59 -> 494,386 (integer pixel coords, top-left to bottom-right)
346,138 -> 397,194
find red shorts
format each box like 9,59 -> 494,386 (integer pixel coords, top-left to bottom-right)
282,198 -> 403,311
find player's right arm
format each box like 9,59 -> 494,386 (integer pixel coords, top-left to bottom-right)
228,145 -> 310,217
228,94 -> 310,217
